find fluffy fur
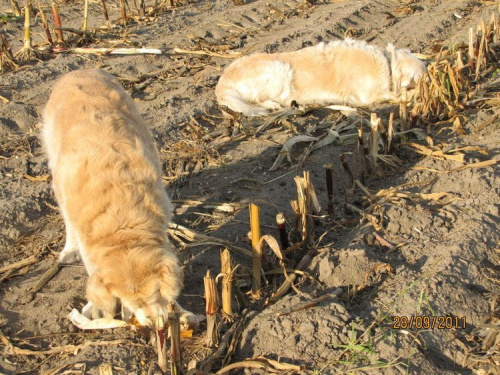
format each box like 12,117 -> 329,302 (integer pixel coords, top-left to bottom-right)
42,69 -> 183,326
215,38 -> 426,116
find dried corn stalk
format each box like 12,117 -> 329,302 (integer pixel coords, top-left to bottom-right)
204,270 -> 219,347
119,0 -> 128,25
404,143 -> 478,162
366,186 -> 460,211
100,0 -> 109,22
220,249 -> 235,320
411,13 -> 499,124
0,35 -> 18,72
276,213 -> 289,250
52,47 -> 162,55
269,247 -> 317,302
15,3 -> 38,61
324,163 -> 334,216
155,315 -> 168,373
217,355 -> 302,374
387,112 -> 395,154
293,171 -> 321,243
82,0 -> 90,34
51,3 -> 64,45
369,113 -> 381,170
10,0 -> 22,16
249,203 -> 262,298
39,5 -> 53,46
168,303 -> 182,375
98,364 -> 113,375
356,124 -> 367,182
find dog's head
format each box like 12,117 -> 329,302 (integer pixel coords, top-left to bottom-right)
92,247 -> 182,373
102,248 -> 184,327
387,44 -> 426,92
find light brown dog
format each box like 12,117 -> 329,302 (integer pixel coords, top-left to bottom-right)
215,38 -> 426,116
42,69 -> 182,327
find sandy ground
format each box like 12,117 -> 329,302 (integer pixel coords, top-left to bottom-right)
1,0 -> 499,374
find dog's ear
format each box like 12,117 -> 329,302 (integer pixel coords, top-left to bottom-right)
157,255 -> 183,303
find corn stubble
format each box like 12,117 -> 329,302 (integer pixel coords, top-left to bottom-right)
204,270 -> 219,347
10,0 -> 22,16
411,12 -> 499,123
249,203 -> 262,298
220,249 -> 235,320
0,35 -> 18,72
15,4 -> 38,61
168,303 -> 182,375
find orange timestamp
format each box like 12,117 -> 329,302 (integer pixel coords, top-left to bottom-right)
392,316 -> 466,330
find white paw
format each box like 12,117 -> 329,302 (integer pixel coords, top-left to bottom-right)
58,247 -> 81,264
121,305 -> 133,322
82,301 -> 94,319
179,310 -> 204,331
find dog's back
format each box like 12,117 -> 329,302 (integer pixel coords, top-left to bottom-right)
42,69 -> 182,324
216,39 -> 426,116
282,40 -> 393,106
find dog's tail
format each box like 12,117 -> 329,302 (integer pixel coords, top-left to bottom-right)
216,87 -> 271,117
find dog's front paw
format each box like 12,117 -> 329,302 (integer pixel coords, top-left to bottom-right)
81,301 -> 94,319
58,247 -> 81,264
179,310 -> 204,331
82,301 -> 112,320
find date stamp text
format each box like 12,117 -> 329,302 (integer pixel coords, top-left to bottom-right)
392,316 -> 466,330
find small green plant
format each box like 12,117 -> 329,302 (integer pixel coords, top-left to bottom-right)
333,323 -> 377,364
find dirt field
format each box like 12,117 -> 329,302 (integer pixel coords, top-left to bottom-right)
1,0 -> 499,374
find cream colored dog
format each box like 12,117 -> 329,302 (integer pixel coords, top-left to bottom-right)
215,38 -> 426,116
42,69 -> 183,327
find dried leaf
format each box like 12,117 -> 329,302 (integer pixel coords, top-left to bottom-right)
53,47 -> 162,55
452,117 -> 466,135
310,129 -> 341,151
216,356 -> 302,374
257,235 -> 284,262
269,135 -> 318,171
405,143 -> 465,162
411,160 -> 496,174
447,146 -> 489,155
395,128 -> 427,140
173,199 -> 243,213
173,46 -> 243,59
415,192 -> 454,201
23,174 -> 50,182
99,364 -> 113,375
451,159 -> 496,172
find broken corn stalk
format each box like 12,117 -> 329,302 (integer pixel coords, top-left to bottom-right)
204,270 -> 219,347
249,203 -> 262,298
168,303 -> 182,375
220,249 -> 234,320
